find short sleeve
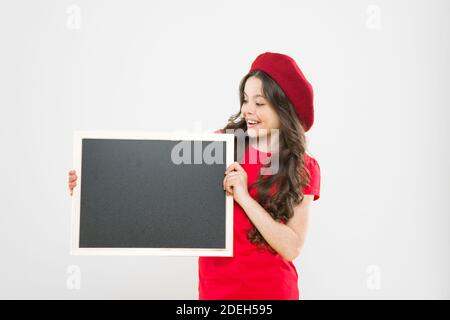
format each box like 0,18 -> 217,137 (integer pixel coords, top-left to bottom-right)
302,155 -> 321,201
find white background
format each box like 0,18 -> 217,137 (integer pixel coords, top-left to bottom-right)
0,0 -> 449,299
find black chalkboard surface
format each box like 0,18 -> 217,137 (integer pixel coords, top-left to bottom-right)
71,131 -> 234,256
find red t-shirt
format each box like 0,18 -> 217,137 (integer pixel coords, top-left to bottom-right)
198,132 -> 321,300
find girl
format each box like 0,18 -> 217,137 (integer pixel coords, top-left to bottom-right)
67,52 -> 320,300
198,52 -> 320,300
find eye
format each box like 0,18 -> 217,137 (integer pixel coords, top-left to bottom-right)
256,103 -> 264,106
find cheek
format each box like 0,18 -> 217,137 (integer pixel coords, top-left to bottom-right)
257,107 -> 280,129
272,116 -> 281,129
265,111 -> 280,129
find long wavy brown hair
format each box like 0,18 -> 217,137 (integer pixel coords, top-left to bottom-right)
220,69 -> 311,253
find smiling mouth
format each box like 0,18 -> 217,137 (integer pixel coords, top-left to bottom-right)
246,120 -> 261,128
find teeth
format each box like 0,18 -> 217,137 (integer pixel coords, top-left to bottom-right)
247,120 -> 259,124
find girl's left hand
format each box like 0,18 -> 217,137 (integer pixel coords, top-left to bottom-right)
223,162 -> 249,204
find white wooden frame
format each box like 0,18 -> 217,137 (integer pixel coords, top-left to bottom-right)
71,130 -> 234,256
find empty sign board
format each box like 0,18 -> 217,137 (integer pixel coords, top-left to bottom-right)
70,131 -> 234,256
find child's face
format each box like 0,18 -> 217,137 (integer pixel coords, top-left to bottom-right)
241,76 -> 280,139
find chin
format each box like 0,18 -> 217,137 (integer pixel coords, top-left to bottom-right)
247,127 -> 269,139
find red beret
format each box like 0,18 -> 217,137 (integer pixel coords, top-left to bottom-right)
249,52 -> 314,132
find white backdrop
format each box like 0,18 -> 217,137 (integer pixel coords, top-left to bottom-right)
0,0 -> 449,299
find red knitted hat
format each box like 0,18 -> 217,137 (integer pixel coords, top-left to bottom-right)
249,52 -> 314,132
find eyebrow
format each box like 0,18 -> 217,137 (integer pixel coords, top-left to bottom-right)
243,92 -> 266,99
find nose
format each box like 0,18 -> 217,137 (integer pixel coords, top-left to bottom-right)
241,101 -> 254,117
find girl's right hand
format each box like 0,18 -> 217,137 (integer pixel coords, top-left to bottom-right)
68,169 -> 78,196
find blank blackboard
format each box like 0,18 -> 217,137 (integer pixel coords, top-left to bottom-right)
71,131 -> 234,256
